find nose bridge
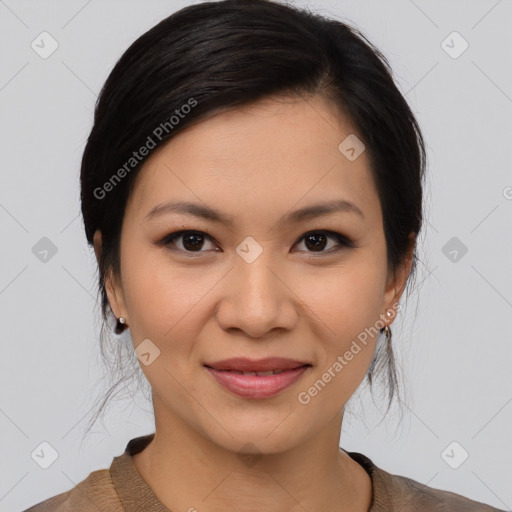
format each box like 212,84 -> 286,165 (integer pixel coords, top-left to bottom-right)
217,244 -> 297,336
235,244 -> 281,308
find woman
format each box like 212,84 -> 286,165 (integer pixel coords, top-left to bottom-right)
23,0 -> 505,510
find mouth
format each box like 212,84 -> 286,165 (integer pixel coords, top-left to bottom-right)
203,356 -> 311,373
203,357 -> 312,398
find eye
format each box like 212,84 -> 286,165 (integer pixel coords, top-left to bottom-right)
161,230 -> 219,255
160,229 -> 353,256
293,230 -> 353,254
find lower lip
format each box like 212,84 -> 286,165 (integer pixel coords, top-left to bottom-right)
205,365 -> 310,399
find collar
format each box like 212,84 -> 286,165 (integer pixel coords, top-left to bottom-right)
110,434 -> 169,512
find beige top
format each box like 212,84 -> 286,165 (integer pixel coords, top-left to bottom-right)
23,433 -> 505,511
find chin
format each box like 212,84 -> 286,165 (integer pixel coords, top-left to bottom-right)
198,415 -> 309,456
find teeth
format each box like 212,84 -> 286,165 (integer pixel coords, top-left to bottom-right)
223,369 -> 286,376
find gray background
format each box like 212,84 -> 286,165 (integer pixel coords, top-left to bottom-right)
1,0 -> 511,510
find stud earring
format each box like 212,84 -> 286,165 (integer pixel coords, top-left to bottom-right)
115,316 -> 128,335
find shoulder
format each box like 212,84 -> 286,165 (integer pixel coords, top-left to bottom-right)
376,470 -> 506,512
347,451 -> 506,512
22,467 -> 123,512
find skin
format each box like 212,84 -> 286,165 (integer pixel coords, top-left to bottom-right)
94,94 -> 414,512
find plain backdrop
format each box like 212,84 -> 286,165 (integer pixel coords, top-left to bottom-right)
1,1 -> 511,511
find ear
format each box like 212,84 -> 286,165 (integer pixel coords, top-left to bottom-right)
381,232 -> 416,321
93,229 -> 128,322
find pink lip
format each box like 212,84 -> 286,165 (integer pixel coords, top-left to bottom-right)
205,365 -> 310,399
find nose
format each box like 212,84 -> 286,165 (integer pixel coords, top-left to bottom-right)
215,254 -> 298,338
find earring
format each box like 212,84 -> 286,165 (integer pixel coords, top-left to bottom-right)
115,316 -> 128,335
379,310 -> 393,335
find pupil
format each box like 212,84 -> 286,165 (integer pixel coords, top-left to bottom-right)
305,233 -> 326,251
183,233 -> 204,251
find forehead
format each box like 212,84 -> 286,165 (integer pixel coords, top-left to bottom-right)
125,95 -> 380,227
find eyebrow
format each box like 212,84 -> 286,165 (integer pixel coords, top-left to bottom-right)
145,198 -> 364,225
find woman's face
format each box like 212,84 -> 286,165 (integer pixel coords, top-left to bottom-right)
97,94 -> 411,454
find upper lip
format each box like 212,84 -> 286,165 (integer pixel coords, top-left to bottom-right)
204,357 -> 310,372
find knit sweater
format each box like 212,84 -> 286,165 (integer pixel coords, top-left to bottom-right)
23,433 -> 505,511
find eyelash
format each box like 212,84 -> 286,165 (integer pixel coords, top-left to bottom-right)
159,229 -> 354,257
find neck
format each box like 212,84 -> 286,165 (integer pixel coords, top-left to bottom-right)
132,405 -> 372,512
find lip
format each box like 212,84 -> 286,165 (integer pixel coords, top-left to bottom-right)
204,357 -> 309,372
204,358 -> 311,399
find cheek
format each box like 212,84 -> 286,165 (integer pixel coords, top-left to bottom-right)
299,257 -> 386,336
297,255 -> 386,389
294,261 -> 386,414
119,244 -> 209,341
